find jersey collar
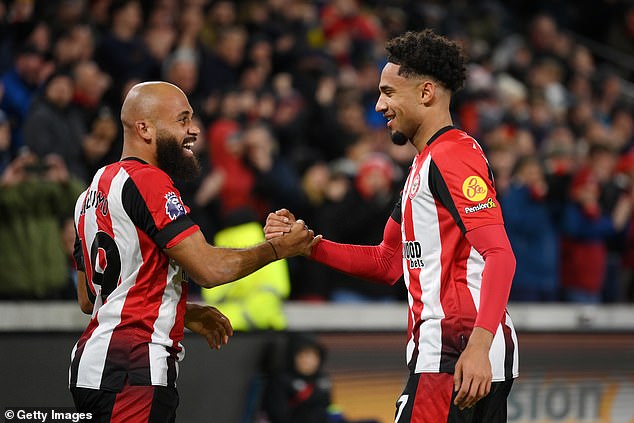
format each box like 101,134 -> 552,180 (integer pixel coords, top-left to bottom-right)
120,157 -> 149,164
426,125 -> 455,146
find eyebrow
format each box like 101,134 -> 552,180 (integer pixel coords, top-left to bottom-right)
176,110 -> 192,119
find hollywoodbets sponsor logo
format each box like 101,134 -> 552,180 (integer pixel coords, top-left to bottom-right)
403,241 -> 424,269
464,197 -> 497,214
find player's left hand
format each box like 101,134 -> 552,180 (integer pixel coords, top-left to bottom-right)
453,327 -> 493,410
185,303 -> 233,350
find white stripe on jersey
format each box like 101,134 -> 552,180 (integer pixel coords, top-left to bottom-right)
150,265 -> 183,386
465,247 -> 485,309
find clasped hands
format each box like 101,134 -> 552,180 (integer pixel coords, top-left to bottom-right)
264,208 -> 321,257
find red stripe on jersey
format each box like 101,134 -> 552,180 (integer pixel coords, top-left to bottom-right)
411,373 -> 453,423
435,199 -> 477,371
110,383 -> 154,423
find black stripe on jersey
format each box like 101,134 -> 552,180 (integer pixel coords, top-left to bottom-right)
428,160 -> 467,234
128,343 -> 151,385
122,178 -> 196,249
166,349 -> 178,387
502,319 -> 515,379
155,216 -> 196,249
391,195 -> 403,224
73,231 -> 85,272
69,347 -> 82,387
122,178 -> 160,239
100,345 -> 128,391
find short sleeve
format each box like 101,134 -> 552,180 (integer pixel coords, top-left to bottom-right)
428,141 -> 503,233
122,168 -> 199,249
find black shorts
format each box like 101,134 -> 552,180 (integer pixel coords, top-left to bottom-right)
394,373 -> 514,423
70,381 -> 179,423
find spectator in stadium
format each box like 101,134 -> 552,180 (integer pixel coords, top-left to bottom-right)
560,143 -> 633,303
0,151 -> 84,299
502,155 -> 560,301
320,153 -> 405,302
0,43 -> 47,155
23,70 -> 89,182
266,29 -> 518,422
198,25 -> 247,97
262,332 -> 334,423
94,0 -> 157,106
70,81 -> 317,422
243,121 -> 306,218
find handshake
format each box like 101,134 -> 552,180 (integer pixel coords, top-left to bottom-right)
264,209 -> 321,259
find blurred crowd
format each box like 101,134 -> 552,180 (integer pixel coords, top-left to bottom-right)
0,0 -> 633,304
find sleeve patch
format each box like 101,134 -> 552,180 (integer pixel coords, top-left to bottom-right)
164,191 -> 187,221
461,175 -> 488,202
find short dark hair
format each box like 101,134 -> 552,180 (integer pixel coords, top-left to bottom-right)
385,29 -> 467,92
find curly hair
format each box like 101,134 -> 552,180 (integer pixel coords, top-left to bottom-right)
385,29 -> 467,92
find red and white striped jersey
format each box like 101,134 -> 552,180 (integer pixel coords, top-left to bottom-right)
70,158 -> 199,392
396,126 -> 519,381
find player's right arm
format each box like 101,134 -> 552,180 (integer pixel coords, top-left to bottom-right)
265,209 -> 403,285
166,222 -> 317,288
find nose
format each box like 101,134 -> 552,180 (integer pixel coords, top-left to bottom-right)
189,123 -> 200,136
375,94 -> 387,113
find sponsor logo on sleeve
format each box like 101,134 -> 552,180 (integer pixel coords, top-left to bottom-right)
462,176 -> 488,202
464,197 -> 497,214
165,192 -> 186,220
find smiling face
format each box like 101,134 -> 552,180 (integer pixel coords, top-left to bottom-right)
375,63 -> 425,146
153,89 -> 201,180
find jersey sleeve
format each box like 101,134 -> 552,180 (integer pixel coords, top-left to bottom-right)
310,214 -> 403,285
428,141 -> 503,233
122,169 -> 199,249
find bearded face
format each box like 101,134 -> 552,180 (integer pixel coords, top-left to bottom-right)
155,129 -> 200,181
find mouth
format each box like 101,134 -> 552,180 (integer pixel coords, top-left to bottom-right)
182,138 -> 196,153
384,115 -> 395,128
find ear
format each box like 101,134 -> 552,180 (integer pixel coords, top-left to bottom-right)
419,80 -> 436,105
134,120 -> 155,144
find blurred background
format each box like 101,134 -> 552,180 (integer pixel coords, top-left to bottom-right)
0,0 -> 633,422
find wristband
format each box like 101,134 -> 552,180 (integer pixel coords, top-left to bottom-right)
267,240 -> 279,260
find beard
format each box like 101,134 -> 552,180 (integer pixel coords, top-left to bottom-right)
156,131 -> 201,181
390,130 -> 409,146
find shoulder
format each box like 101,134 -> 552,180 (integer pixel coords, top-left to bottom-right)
431,129 -> 484,163
121,160 -> 173,185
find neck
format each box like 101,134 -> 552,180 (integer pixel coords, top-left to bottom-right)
120,135 -> 157,167
411,110 -> 453,152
